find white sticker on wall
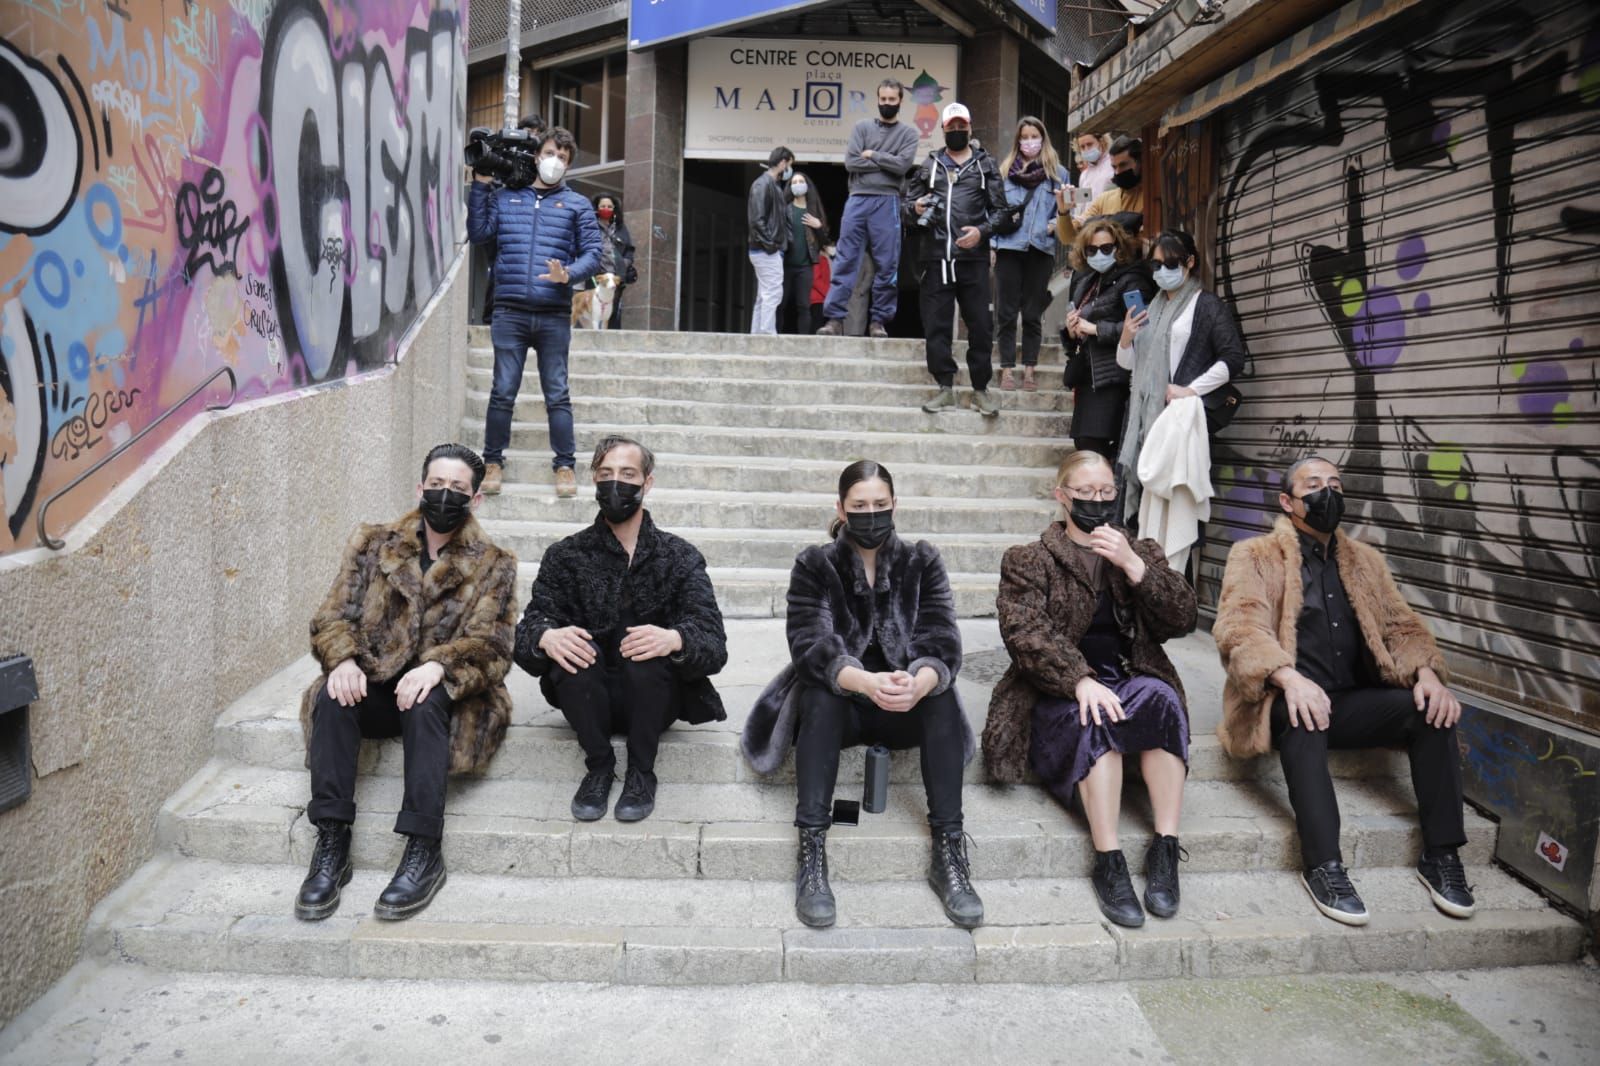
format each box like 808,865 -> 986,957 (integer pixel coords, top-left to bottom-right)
1536,831 -> 1569,872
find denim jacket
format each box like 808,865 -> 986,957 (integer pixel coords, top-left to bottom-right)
991,164 -> 1071,255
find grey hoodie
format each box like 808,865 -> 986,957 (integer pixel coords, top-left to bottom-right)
844,118 -> 920,196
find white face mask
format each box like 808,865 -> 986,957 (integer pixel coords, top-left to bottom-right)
1081,147 -> 1101,164
1153,264 -> 1187,291
1087,250 -> 1117,274
538,155 -> 567,185
1019,138 -> 1042,158
791,182 -> 808,198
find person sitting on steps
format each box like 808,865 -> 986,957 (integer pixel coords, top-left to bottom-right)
514,436 -> 728,823
295,443 -> 519,922
741,460 -> 982,931
1212,454 -> 1476,927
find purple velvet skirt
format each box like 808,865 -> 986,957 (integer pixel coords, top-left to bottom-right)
1028,676 -> 1189,804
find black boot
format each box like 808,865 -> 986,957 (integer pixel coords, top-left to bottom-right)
294,820 -> 352,921
1092,849 -> 1145,928
928,830 -> 984,929
374,835 -> 446,921
795,827 -> 836,928
1143,835 -> 1186,919
614,766 -> 658,823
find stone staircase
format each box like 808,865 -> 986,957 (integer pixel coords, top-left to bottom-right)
75,329 -> 1583,989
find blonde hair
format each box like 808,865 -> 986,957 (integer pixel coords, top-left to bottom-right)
1000,116 -> 1062,182
1068,218 -> 1140,272
1055,450 -> 1112,490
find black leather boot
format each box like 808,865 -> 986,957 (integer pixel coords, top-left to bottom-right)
795,827 -> 836,928
1143,835 -> 1186,919
1092,849 -> 1145,928
295,820 -> 352,921
928,830 -> 985,929
374,835 -> 446,920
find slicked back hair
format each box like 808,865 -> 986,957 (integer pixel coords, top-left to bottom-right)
590,435 -> 655,479
422,443 -> 486,491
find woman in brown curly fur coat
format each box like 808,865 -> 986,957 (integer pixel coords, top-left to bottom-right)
295,445 -> 518,924
984,451 -> 1196,928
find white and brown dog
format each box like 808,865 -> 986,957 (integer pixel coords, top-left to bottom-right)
571,272 -> 621,329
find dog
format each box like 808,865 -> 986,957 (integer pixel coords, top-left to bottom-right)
571,272 -> 621,329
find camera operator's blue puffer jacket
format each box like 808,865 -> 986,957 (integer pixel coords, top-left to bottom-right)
468,179 -> 603,312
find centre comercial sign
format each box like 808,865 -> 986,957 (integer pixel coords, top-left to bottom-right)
684,36 -> 962,162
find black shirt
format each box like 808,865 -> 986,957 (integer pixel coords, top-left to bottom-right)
1293,532 -> 1370,692
419,522 -> 436,576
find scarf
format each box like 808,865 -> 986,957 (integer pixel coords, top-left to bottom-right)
1008,157 -> 1048,188
1118,275 -> 1202,522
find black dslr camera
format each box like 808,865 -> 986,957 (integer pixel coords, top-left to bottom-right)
466,127 -> 541,189
915,191 -> 944,228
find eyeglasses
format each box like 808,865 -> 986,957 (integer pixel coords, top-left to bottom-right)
1066,487 -> 1117,501
1088,243 -> 1117,255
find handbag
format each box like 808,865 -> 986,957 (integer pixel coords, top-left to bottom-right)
1061,329 -> 1090,388
1202,383 -> 1242,434
994,178 -> 1048,237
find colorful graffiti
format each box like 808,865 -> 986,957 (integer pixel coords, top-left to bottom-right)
1209,0 -> 1600,726
0,0 -> 467,553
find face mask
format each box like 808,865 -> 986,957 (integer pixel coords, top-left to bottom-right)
1087,250 -> 1117,274
844,509 -> 894,550
1070,498 -> 1117,534
595,479 -> 644,524
1081,147 -> 1102,164
1020,138 -> 1042,158
879,102 -> 900,121
420,487 -> 472,535
791,182 -> 808,198
538,155 -> 567,185
781,166 -> 793,182
1111,167 -> 1140,190
596,206 -> 614,221
1152,264 -> 1187,291
1296,486 -> 1345,534
944,129 -> 969,152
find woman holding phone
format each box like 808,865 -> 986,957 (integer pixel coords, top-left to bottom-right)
983,450 -> 1197,928
741,461 -> 981,931
1062,219 -> 1154,461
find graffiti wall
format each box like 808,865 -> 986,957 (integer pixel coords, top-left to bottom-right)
1207,0 -> 1600,729
0,0 -> 468,553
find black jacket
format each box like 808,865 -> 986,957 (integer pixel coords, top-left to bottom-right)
1066,259 -> 1156,390
1168,290 -> 1249,388
514,513 -> 728,723
600,220 -> 636,285
903,148 -> 1008,263
748,173 -> 791,254
740,531 -> 973,774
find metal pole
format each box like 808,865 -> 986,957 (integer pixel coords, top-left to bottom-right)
503,0 -> 522,129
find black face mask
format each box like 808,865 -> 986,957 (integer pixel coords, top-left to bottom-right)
844,509 -> 895,550
1070,498 -> 1117,534
420,487 -> 472,535
596,479 -> 644,524
943,129 -> 970,152
879,102 -> 900,121
1295,486 -> 1345,534
1111,168 -> 1141,190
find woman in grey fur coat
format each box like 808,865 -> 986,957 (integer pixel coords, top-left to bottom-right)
741,461 -> 982,931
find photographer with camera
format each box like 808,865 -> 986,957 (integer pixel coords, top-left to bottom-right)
477,115 -> 546,324
906,104 -> 1008,418
468,127 -> 602,498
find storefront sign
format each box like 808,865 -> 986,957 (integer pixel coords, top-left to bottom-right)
628,0 -> 834,50
1004,0 -> 1057,33
684,37 -> 961,162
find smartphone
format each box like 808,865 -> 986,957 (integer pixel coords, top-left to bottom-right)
1122,289 -> 1147,317
1073,185 -> 1095,206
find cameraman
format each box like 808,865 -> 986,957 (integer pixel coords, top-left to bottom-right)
906,103 -> 1008,418
479,115 -> 547,324
468,127 -> 602,498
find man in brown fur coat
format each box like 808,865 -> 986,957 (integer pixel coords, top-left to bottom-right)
1213,455 -> 1474,927
295,444 -> 518,922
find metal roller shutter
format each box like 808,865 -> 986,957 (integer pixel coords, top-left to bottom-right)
1205,0 -> 1600,731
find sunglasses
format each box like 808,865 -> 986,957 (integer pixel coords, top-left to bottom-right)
1088,242 -> 1117,254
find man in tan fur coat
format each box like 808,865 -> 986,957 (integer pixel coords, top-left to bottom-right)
295,444 -> 518,923
1214,456 -> 1474,927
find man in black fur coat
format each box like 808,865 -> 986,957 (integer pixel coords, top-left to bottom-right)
514,436 -> 728,821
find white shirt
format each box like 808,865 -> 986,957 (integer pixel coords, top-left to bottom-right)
1115,293 -> 1231,395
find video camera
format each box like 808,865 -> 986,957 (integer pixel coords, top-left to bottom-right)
466,127 -> 541,189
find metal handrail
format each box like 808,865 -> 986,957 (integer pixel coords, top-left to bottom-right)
35,365 -> 238,551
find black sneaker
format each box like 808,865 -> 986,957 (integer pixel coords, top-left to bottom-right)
1092,849 -> 1145,928
614,766 -> 658,822
1302,859 -> 1369,926
1142,835 -> 1187,919
1417,849 -> 1476,919
571,764 -> 616,821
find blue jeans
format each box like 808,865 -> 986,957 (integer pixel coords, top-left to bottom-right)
485,309 -> 574,469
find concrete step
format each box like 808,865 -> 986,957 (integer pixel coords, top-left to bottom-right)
156,759 -> 1498,881
87,855 -> 1585,985
478,488 -> 1060,538
481,519 -> 1022,574
486,450 -> 1057,500
465,364 -> 1074,412
466,327 -> 1066,365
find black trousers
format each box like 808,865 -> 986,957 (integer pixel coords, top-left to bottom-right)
1073,436 -> 1116,461
1272,686 -> 1466,870
781,263 -> 814,335
548,643 -> 679,775
307,676 -> 451,840
920,258 -> 993,390
994,248 -> 1054,368
793,685 -> 966,833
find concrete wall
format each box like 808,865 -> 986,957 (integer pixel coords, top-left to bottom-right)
0,243 -> 469,1026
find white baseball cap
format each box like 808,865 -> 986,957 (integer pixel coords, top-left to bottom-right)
941,102 -> 971,127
